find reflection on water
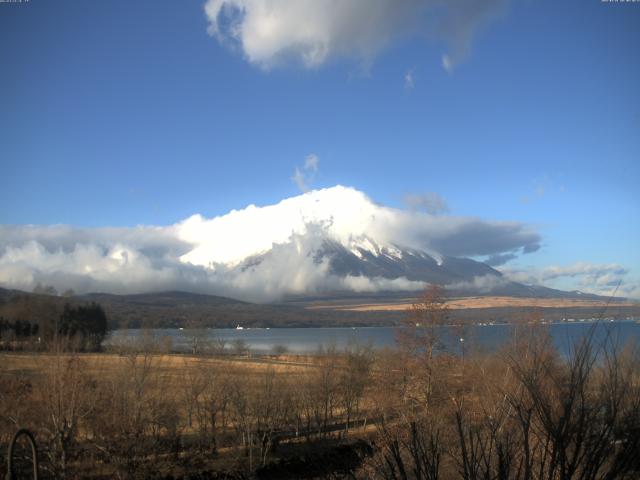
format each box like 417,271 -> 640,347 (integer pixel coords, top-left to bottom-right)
106,320 -> 640,356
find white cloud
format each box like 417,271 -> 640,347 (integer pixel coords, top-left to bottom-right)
304,153 -> 319,172
0,185 -> 542,302
441,54 -> 453,73
291,167 -> 307,192
177,186 -> 541,266
404,69 -> 415,89
204,0 -> 508,70
291,153 -> 319,192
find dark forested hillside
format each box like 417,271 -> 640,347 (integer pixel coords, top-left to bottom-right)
1,287 -> 637,330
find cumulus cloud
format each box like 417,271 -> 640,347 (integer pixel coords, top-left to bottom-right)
204,0 -> 508,70
292,154 -> 319,192
404,192 -> 449,215
0,185 -> 542,302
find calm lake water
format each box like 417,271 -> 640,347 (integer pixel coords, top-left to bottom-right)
107,320 -> 640,357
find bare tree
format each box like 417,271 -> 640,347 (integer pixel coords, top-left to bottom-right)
370,416 -> 443,480
505,325 -> 640,480
312,344 -> 340,437
397,285 -> 449,359
396,285 -> 449,407
339,343 -> 373,432
253,367 -> 292,466
36,339 -> 98,479
232,338 -> 250,357
87,338 -> 179,479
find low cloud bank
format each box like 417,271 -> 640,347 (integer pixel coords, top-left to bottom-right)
0,186 -> 540,302
501,262 -> 639,299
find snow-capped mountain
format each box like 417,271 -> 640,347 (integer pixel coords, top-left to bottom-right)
173,186 -> 548,299
0,185 -> 557,301
241,236 -> 499,285
177,185 -> 426,268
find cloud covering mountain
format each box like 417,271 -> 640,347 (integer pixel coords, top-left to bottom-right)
0,186 -> 541,301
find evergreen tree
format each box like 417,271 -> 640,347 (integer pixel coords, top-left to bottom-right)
59,302 -> 108,351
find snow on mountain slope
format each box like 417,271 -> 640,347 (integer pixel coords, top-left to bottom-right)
177,185 -> 424,267
173,186 -> 530,296
177,185 -> 539,270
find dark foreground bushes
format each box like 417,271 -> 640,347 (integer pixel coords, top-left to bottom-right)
365,324 -> 640,480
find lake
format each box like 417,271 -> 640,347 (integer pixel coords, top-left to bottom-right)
106,319 -> 640,357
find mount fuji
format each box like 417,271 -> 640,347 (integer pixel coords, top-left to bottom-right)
0,185 -> 612,302
173,186 -> 574,300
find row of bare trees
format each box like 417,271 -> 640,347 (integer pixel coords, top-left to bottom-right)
0,335 -> 375,478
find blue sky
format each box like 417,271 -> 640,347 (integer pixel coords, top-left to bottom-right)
1,0 -> 639,297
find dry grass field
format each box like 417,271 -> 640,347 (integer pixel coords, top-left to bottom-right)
0,351 -> 315,376
1,323 -> 639,480
0,346 -> 379,478
306,295 -> 637,312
